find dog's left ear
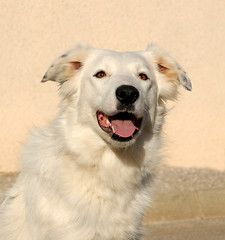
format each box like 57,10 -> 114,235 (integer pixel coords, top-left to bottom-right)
41,45 -> 91,84
146,45 -> 192,101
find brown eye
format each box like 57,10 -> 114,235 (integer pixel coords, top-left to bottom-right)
138,73 -> 149,80
94,71 -> 106,78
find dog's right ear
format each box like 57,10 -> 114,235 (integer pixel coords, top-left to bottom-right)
41,45 -> 91,84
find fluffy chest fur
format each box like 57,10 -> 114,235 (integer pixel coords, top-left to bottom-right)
20,118 -> 157,240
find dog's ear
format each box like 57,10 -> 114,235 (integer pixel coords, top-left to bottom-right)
147,45 -> 192,101
41,45 -> 91,84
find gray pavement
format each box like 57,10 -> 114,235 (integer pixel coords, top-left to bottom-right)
145,217 -> 225,240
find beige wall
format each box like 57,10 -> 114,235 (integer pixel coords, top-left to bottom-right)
0,0 -> 224,172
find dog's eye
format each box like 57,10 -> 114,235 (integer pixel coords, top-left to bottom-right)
138,73 -> 149,81
94,71 -> 107,78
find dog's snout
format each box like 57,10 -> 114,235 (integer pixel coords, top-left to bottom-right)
116,85 -> 139,105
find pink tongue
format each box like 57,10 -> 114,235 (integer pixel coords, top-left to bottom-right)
111,120 -> 136,138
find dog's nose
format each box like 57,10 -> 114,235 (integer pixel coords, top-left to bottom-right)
116,85 -> 139,105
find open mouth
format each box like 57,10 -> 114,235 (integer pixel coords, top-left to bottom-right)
97,111 -> 142,142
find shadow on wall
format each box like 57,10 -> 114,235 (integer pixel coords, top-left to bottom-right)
154,165 -> 225,193
1,165 -> 225,201
1,166 -> 225,195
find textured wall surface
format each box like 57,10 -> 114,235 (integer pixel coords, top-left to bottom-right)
0,0 -> 224,172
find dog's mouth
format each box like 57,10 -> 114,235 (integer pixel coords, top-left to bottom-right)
97,111 -> 142,142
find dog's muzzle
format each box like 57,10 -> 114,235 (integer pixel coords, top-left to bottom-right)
97,85 -> 142,142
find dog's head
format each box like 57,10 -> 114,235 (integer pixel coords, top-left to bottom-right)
42,45 -> 191,148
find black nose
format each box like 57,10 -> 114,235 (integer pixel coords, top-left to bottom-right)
116,85 -> 139,105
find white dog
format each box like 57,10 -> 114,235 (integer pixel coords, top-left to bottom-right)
0,45 -> 191,240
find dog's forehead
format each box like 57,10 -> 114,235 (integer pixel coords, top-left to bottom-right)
89,49 -> 149,68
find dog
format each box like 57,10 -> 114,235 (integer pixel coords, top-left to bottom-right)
0,45 -> 191,240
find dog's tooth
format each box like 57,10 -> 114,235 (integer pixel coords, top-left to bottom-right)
111,125 -> 115,133
103,115 -> 111,127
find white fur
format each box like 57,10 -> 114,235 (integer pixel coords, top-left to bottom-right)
0,45 -> 191,240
